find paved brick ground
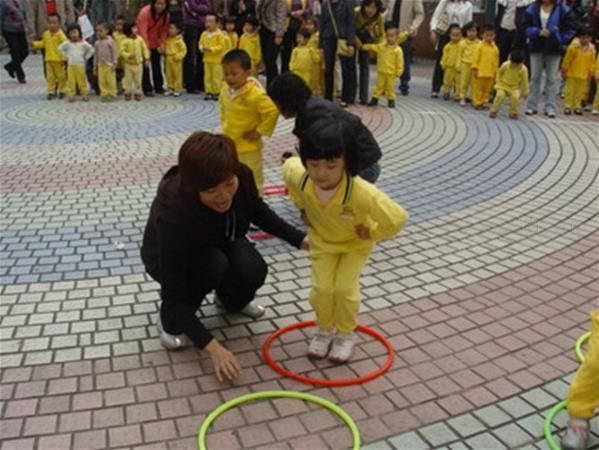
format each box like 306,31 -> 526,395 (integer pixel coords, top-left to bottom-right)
1,54 -> 598,450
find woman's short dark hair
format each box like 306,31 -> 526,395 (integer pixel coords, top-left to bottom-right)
298,118 -> 360,176
179,132 -> 239,193
267,72 -> 312,114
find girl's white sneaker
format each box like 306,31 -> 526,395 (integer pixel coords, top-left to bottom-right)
308,330 -> 334,359
328,332 -> 356,363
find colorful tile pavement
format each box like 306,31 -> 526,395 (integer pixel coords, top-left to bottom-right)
1,53 -> 598,450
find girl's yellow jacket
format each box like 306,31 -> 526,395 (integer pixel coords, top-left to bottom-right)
165,35 -> 187,61
472,41 -> 499,78
282,157 -> 409,255
120,37 -> 149,65
441,40 -> 461,70
33,30 -> 67,62
239,32 -> 262,66
457,38 -> 480,66
561,43 -> 596,80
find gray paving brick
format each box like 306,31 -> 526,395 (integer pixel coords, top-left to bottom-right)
447,414 -> 487,438
492,423 -> 535,448
465,432 -> 508,450
419,422 -> 459,447
388,432 -> 429,450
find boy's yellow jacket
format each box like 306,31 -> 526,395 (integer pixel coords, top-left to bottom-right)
219,78 -> 279,153
112,31 -> 126,67
165,35 -> 187,61
120,37 -> 150,65
226,31 -> 238,50
361,41 -> 404,76
282,157 -> 409,255
199,30 -> 226,63
239,32 -> 261,65
33,30 -> 67,62
561,43 -> 596,80
495,61 -> 529,94
472,41 -> 499,78
441,40 -> 461,70
290,45 -> 318,76
457,38 -> 480,66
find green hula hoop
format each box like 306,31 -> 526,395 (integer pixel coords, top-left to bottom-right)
575,331 -> 591,363
544,400 -> 567,450
197,390 -> 361,450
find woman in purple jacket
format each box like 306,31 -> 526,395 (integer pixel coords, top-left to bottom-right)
182,0 -> 210,93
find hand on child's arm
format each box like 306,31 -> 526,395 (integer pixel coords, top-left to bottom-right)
243,129 -> 261,141
300,236 -> 310,251
355,223 -> 371,240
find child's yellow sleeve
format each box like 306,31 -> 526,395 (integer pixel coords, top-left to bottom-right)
282,157 -> 305,210
367,189 -> 409,241
119,40 -> 130,59
361,43 -> 378,53
396,31 -> 409,45
219,89 -> 225,125
561,45 -> 575,71
521,66 -> 529,95
471,44 -> 481,70
255,91 -> 279,138
142,40 -> 150,60
595,54 -> 599,79
441,45 -> 449,69
210,34 -> 225,53
198,32 -> 206,50
289,48 -> 298,73
176,40 -> 187,61
396,47 -> 404,77
256,37 -> 263,63
32,39 -> 45,49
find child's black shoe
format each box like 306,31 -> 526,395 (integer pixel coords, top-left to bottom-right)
388,100 -> 395,108
58,93 -> 65,99
368,97 -> 378,106
443,93 -> 450,100
47,93 -> 55,100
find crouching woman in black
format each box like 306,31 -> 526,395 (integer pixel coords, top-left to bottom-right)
141,131 -> 308,382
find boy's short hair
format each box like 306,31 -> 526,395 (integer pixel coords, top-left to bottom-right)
221,49 -> 252,70
384,21 -> 398,32
510,48 -> 525,64
482,24 -> 495,34
205,12 -> 217,21
267,72 -> 312,115
170,21 -> 182,32
577,25 -> 593,37
305,15 -> 319,27
447,23 -> 461,34
66,22 -> 82,35
243,15 -> 259,29
179,132 -> 239,194
47,13 -> 61,22
462,21 -> 477,36
96,21 -> 110,31
298,28 -> 311,40
123,21 -> 136,37
299,118 -> 360,177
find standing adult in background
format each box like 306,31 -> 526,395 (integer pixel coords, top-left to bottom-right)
355,0 -> 384,105
137,0 -> 170,96
182,0 -> 209,93
257,0 -> 288,86
387,0 -> 423,96
495,0 -> 533,63
523,0 -> 576,117
88,0 -> 116,25
1,0 -> 29,83
429,0 -> 472,97
229,0 -> 255,34
320,0 -> 356,106
27,0 -> 74,39
280,0 -> 308,73
168,0 -> 182,25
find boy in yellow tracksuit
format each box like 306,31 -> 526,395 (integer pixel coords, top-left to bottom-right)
94,23 -> 118,101
290,29 -> 318,87
440,24 -> 462,100
220,49 -> 279,195
163,23 -> 187,97
561,310 -> 599,450
362,24 -> 405,109
238,16 -> 261,77
33,13 -> 67,100
304,16 -> 322,95
561,28 -> 596,115
282,119 -> 408,363
120,21 -> 150,101
457,22 -> 480,105
471,25 -> 499,109
199,13 -> 227,100
489,49 -> 529,119
112,17 -> 127,92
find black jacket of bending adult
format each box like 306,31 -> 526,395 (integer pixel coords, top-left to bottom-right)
293,96 -> 382,170
141,164 -> 306,347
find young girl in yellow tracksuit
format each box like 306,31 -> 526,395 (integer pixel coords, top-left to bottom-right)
561,28 -> 596,115
220,50 -> 279,195
305,16 -> 322,95
440,24 -> 462,101
199,14 -> 227,100
120,21 -> 150,101
239,16 -> 261,77
290,28 -> 318,87
58,24 -> 95,102
362,24 -> 406,109
32,14 -> 67,100
561,310 -> 599,450
457,22 -> 480,106
282,118 -> 408,363
489,49 -> 529,119
164,23 -> 187,97
471,25 -> 499,110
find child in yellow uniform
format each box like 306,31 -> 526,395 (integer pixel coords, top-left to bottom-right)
163,22 -> 187,97
361,24 -> 405,109
593,53 -> 599,115
561,27 -> 596,115
440,23 -> 462,101
471,24 -> 499,109
224,16 -> 239,50
489,49 -> 529,119
304,16 -> 322,95
457,22 -> 480,106
282,118 -> 408,362
238,16 -> 261,77
199,13 -> 227,100
220,49 -> 279,195
561,310 -> 599,450
290,29 -> 317,87
58,23 -> 94,102
32,13 -> 67,100
120,21 -> 150,101
93,22 -> 118,101
112,16 -> 127,93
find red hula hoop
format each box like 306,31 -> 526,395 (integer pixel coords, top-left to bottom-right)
248,232 -> 273,240
262,321 -> 394,387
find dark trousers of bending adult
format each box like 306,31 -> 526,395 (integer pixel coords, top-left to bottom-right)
280,26 -> 299,73
322,38 -> 357,103
146,239 -> 267,346
399,38 -> 412,94
260,26 -> 281,86
358,49 -> 370,104
142,49 -> 165,94
2,31 -> 28,81
432,31 -> 450,94
183,24 -> 204,92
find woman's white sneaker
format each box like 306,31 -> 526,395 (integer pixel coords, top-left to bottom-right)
308,330 -> 334,359
328,333 -> 356,363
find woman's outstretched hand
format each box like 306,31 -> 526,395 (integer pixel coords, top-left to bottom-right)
204,339 -> 242,383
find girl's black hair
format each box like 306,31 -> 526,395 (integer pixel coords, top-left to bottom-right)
123,21 -> 136,37
360,0 -> 384,16
267,72 -> 312,115
66,23 -> 82,37
462,21 -> 477,36
298,118 -> 360,177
